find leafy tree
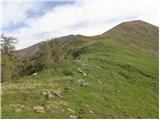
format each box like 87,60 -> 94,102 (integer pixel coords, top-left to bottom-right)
37,41 -> 52,70
1,34 -> 17,55
1,34 -> 18,82
1,54 -> 14,82
49,38 -> 66,61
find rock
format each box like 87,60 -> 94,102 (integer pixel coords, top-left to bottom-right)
20,105 -> 25,109
61,109 -> 65,112
41,91 -> 47,96
67,108 -> 74,113
86,104 -> 89,107
33,106 -> 45,113
78,79 -> 84,83
78,79 -> 89,87
15,108 -> 22,112
77,68 -> 83,72
52,90 -> 63,98
82,72 -> 87,76
117,90 -> 120,93
42,91 -> 54,99
81,82 -> 89,87
77,68 -> 87,76
47,93 -> 54,99
33,73 -> 37,76
98,80 -> 102,84
89,110 -> 95,114
70,115 -> 77,119
96,66 -> 100,69
42,90 -> 63,99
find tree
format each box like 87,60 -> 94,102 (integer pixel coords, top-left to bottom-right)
1,34 -> 18,82
1,34 -> 17,55
1,54 -> 15,82
37,41 -> 52,70
49,38 -> 65,61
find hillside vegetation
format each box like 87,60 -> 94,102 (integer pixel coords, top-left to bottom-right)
1,20 -> 159,118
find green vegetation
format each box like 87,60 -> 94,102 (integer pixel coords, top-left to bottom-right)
1,34 -> 22,82
1,20 -> 159,118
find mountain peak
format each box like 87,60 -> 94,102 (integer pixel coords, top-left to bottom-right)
102,20 -> 158,37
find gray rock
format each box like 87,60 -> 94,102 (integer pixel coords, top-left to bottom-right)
33,106 -> 45,113
52,90 -> 63,98
33,73 -> 37,76
67,108 -> 74,113
89,110 -> 95,115
78,79 -> 89,87
70,115 -> 77,119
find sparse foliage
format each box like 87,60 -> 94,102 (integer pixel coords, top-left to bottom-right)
1,34 -> 17,54
1,34 -> 18,82
37,41 -> 52,70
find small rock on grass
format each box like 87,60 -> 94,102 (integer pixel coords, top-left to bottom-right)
61,109 -> 65,112
20,105 -> 25,109
15,108 -> 22,112
86,104 -> 89,107
53,90 -> 63,98
67,108 -> 74,113
33,106 -> 45,113
117,90 -> 120,94
89,110 -> 95,115
70,115 -> 77,119
33,72 -> 37,76
98,80 -> 102,84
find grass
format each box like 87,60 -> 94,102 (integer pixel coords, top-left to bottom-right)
1,21 -> 159,118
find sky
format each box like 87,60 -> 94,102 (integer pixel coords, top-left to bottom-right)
0,0 -> 159,50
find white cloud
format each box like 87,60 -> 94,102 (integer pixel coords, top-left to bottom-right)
2,0 -> 159,49
1,1 -> 44,28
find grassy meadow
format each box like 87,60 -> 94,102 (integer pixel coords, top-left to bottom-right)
1,21 -> 159,118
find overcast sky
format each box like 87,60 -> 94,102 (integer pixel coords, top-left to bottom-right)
1,0 -> 159,50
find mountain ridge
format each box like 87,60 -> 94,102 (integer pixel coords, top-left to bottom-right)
17,20 -> 158,58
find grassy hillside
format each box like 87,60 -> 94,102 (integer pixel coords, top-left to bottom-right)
1,20 -> 159,118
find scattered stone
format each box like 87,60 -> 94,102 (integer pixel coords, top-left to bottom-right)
70,115 -> 77,119
78,79 -> 89,87
78,79 -> 84,83
41,91 -> 48,98
82,72 -> 87,76
41,91 -> 47,96
98,80 -> 102,84
33,106 -> 45,113
96,66 -> 101,69
89,110 -> 95,115
15,108 -> 22,112
47,93 -> 54,99
86,104 -> 89,107
33,73 -> 37,76
81,82 -> 89,87
52,90 -> 63,98
67,108 -> 74,113
77,68 -> 87,76
83,63 -> 87,66
61,109 -> 65,112
42,90 -> 63,99
117,90 -> 120,94
20,105 -> 25,109
77,68 -> 83,72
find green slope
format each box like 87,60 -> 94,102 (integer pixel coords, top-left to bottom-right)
1,20 -> 159,118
